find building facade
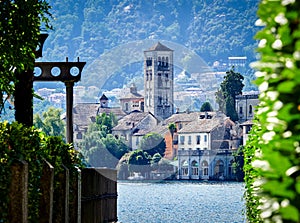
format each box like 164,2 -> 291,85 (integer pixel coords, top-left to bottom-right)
119,83 -> 144,113
144,42 -> 174,120
235,91 -> 259,122
177,113 -> 241,180
112,111 -> 158,150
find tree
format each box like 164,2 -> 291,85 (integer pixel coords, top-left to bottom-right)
168,122 -> 176,158
0,0 -> 51,125
102,134 -> 130,160
138,133 -> 166,157
33,107 -> 65,138
79,113 -> 129,168
150,153 -> 162,171
232,146 -> 244,182
215,68 -> 244,121
128,150 -> 151,174
200,101 -> 213,112
93,113 -> 117,134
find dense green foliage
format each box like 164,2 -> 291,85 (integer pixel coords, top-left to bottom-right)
33,107 -> 66,139
243,124 -> 263,222
79,113 -> 129,168
41,0 -> 259,90
128,149 -> 151,174
244,0 -> 300,222
215,68 -> 244,121
94,112 -> 118,134
168,122 -> 176,136
138,133 -> 166,157
232,146 -> 245,182
0,122 -> 84,222
125,149 -> 170,177
200,101 -> 213,112
0,0 -> 51,112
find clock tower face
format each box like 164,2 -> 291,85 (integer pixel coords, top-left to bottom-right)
144,42 -> 174,120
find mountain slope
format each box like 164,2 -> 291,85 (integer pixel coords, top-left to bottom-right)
41,0 -> 259,90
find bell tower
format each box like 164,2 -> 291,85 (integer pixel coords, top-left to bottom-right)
144,42 -> 174,120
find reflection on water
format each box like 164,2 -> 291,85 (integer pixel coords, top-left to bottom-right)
118,181 -> 245,223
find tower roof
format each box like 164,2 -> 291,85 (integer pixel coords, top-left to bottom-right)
146,42 -> 173,52
100,94 -> 108,101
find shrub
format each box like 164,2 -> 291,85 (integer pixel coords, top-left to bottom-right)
245,1 -> 300,222
0,122 -> 84,222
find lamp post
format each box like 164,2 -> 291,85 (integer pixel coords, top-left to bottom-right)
34,58 -> 86,143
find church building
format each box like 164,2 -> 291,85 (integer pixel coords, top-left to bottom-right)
144,42 -> 174,120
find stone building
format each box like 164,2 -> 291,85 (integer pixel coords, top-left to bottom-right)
72,94 -> 126,143
119,83 -> 144,113
144,42 -> 174,120
236,91 -> 259,146
176,112 -> 240,180
112,111 -> 158,150
235,91 -> 259,122
154,111 -> 205,159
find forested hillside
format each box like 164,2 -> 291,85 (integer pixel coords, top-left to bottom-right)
41,0 -> 259,90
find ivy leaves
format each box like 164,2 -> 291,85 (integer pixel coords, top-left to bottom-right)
0,0 -> 51,112
245,0 -> 300,222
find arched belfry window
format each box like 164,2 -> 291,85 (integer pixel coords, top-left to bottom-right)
158,57 -> 161,66
166,57 -> 169,67
146,57 -> 152,66
162,57 -> 165,67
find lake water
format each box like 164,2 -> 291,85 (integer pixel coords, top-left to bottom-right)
117,181 -> 245,223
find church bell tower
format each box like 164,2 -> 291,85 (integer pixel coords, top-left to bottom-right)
144,42 -> 174,120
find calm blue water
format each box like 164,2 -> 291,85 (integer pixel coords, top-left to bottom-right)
117,181 -> 245,223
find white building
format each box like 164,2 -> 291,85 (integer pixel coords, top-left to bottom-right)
177,112 -> 240,180
236,91 -> 259,122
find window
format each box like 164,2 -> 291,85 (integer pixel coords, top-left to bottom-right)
188,136 -> 191,144
158,96 -> 162,105
214,160 -> 224,177
180,135 -> 185,144
132,101 -> 139,107
239,106 -> 243,114
191,161 -> 199,176
249,105 -> 253,114
196,135 -> 200,144
76,132 -> 82,139
204,135 -> 207,142
125,103 -> 129,111
202,161 -> 208,176
182,160 -> 189,176
179,123 -> 183,130
146,57 -> 152,66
